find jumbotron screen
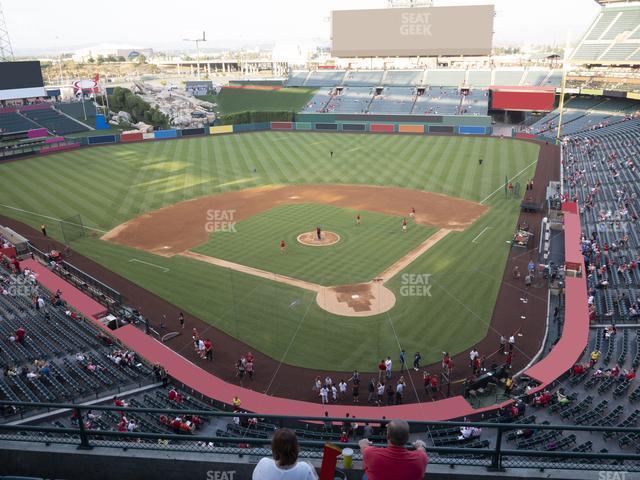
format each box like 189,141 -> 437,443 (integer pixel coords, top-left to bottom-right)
0,61 -> 46,101
331,5 -> 494,57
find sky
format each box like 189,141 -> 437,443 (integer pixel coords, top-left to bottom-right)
3,0 -> 603,54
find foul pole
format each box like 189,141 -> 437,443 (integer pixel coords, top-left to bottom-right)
556,32 -> 572,142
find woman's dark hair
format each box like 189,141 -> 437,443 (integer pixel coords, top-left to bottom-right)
271,428 -> 299,467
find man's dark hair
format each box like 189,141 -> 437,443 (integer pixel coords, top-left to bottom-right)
386,420 -> 410,446
271,428 -> 299,467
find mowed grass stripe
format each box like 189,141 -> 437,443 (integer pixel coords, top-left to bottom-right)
0,132 -> 541,371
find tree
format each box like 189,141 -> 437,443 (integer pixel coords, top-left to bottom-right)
136,54 -> 147,64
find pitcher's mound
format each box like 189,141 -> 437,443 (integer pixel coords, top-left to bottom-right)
297,231 -> 340,247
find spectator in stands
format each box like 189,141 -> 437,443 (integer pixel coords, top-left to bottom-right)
590,349 -> 601,366
14,327 -> 25,343
572,363 -> 586,376
359,419 -> 427,480
533,390 -> 553,407
458,425 -> 482,440
556,389 -> 571,406
363,422 -> 373,438
504,376 -> 516,394
152,364 -> 162,382
252,428 -> 317,479
322,411 -> 332,432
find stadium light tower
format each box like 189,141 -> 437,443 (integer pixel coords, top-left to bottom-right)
183,31 -> 206,79
0,1 -> 15,61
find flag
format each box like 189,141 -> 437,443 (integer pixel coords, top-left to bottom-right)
92,73 -> 100,94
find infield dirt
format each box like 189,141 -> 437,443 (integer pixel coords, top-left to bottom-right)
102,184 -> 486,255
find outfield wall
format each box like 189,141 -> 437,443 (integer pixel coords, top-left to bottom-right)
6,114 -> 493,159
61,116 -> 491,151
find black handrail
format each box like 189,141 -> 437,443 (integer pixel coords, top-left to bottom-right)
1,400 -> 639,471
3,400 -> 640,434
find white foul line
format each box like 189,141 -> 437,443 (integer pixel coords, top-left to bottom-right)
479,159 -> 538,205
0,203 -> 108,233
471,226 -> 492,244
128,258 -> 170,273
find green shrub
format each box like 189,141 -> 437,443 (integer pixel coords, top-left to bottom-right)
217,110 -> 295,125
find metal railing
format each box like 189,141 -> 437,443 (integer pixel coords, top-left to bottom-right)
28,244 -> 122,308
1,401 -> 639,472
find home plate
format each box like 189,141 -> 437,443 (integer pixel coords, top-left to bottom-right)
351,294 -> 360,299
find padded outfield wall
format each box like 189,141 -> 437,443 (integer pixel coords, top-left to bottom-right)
296,113 -> 492,135
61,114 -> 491,150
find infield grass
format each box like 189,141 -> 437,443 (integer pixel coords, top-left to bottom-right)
0,132 -> 540,371
193,203 -> 437,286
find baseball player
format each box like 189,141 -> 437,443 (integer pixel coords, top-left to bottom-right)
402,217 -> 408,233
280,239 -> 286,254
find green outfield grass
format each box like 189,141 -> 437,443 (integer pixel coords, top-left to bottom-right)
199,87 -> 317,114
193,203 -> 437,286
0,132 -> 540,371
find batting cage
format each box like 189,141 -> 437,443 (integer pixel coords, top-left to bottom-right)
60,214 -> 86,244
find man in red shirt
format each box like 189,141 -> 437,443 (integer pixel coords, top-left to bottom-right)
15,327 -> 26,343
204,339 -> 213,361
377,360 -> 386,382
359,419 -> 428,480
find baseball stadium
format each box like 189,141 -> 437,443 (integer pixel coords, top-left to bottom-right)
0,1 -> 638,479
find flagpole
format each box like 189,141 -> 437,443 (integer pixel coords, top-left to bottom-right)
104,74 -> 110,119
81,88 -> 87,121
